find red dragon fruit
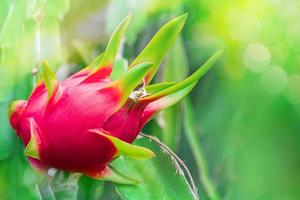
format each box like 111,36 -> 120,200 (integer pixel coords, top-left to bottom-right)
8,14 -> 222,184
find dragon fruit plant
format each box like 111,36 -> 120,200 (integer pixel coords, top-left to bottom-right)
8,14 -> 221,184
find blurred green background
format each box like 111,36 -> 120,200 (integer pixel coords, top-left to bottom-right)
1,0 -> 300,199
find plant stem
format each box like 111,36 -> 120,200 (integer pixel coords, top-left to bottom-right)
183,97 -> 220,200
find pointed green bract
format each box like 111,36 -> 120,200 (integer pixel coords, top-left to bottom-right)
145,82 -> 176,95
85,15 -> 131,80
92,129 -> 155,160
24,119 -> 40,159
141,50 -> 223,102
110,58 -> 128,80
39,61 -> 58,100
99,15 -> 131,68
84,53 -> 104,71
114,62 -> 153,108
144,82 -> 196,117
112,138 -> 197,200
129,14 -> 187,85
97,166 -> 140,185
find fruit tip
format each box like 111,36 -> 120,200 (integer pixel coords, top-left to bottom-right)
166,13 -> 188,28
139,62 -> 153,70
8,101 -> 17,118
176,13 -> 188,22
122,13 -> 132,26
40,60 -> 53,74
126,13 -> 132,20
181,13 -> 188,19
8,100 -> 27,118
150,151 -> 156,158
40,60 -> 50,70
132,179 -> 142,185
143,148 -> 155,159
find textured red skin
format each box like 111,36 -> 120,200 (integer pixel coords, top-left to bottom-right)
9,100 -> 27,135
9,67 -> 153,176
103,100 -> 148,143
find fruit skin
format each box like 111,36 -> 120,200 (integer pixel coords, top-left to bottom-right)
9,100 -> 27,134
7,14 -> 221,181
9,63 -> 154,177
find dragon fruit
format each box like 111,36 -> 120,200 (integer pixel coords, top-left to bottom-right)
8,14 -> 222,184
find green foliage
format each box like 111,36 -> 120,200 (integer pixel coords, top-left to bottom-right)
77,176 -> 104,200
110,58 -> 128,81
0,0 -> 70,199
91,130 -> 155,160
39,61 -> 58,99
2,0 -> 300,199
161,38 -> 188,150
112,137 -> 196,200
183,98 -> 220,200
116,62 -> 152,108
99,15 -> 131,68
129,14 -> 187,84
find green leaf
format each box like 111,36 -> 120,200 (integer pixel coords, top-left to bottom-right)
92,129 -> 155,160
161,104 -> 181,150
114,62 -> 152,108
110,57 -> 128,80
161,37 -> 189,149
143,82 -> 196,117
112,137 -> 196,200
183,98 -> 220,200
139,50 -> 222,122
129,14 -> 187,84
96,166 -> 140,185
77,176 -> 104,200
141,50 -> 223,102
99,14 -> 131,68
145,82 -> 175,94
